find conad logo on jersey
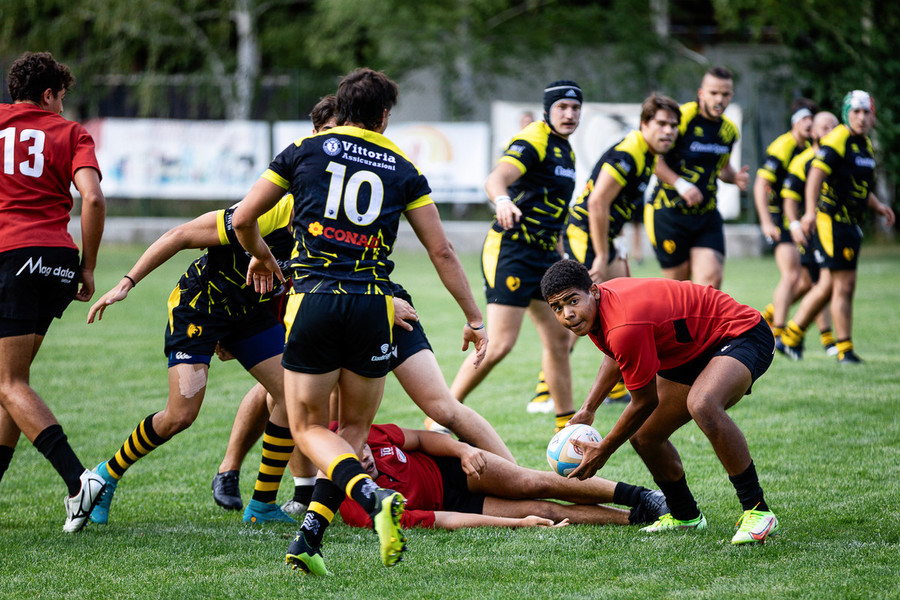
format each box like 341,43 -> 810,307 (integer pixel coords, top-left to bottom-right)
307,221 -> 381,248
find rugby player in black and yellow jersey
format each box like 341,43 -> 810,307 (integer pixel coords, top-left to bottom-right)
85,194 -> 297,527
449,80 -> 582,432
778,91 -> 894,364
648,66 -> 750,290
753,98 -> 816,339
775,111 -> 839,356
232,68 -> 486,575
533,93 -> 679,409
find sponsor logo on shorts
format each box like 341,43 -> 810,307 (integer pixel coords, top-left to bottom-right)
371,343 -> 392,362
720,344 -> 731,352
842,247 -> 855,261
187,324 -> 203,338
15,256 -> 76,283
663,239 -> 677,254
505,276 -> 521,291
175,351 -> 193,360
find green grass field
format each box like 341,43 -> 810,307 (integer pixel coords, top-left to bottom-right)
1,241 -> 898,599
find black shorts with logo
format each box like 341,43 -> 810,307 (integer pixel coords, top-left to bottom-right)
814,213 -> 862,271
433,455 -> 486,515
481,229 -> 560,307
0,247 -> 79,337
282,293 -> 394,378
390,286 -> 431,370
165,286 -> 283,369
645,206 -> 725,269
658,317 -> 774,394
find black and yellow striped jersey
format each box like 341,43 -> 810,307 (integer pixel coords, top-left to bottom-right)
565,129 -> 656,241
650,101 -> 740,214
758,131 -> 808,215
781,145 -> 816,206
264,125 -> 433,295
494,120 -> 577,251
811,124 -> 876,224
176,195 -> 294,316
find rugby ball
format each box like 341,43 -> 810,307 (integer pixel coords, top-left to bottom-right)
547,424 -> 602,477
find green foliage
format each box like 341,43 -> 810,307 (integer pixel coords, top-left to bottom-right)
0,243 -> 898,598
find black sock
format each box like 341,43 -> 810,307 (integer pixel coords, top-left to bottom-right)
0,445 -> 14,483
293,484 -> 315,505
655,474 -> 700,521
330,455 -> 379,514
613,482 -> 649,508
33,425 -> 84,496
300,478 -> 345,548
729,461 -> 768,511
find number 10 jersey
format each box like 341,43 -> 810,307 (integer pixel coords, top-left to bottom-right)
263,125 -> 433,296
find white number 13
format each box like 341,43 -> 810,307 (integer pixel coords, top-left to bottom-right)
323,161 -> 384,226
1,127 -> 46,178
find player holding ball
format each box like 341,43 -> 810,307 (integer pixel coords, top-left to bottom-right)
541,259 -> 779,545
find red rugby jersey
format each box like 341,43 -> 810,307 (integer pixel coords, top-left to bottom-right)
0,103 -> 101,253
588,278 -> 762,390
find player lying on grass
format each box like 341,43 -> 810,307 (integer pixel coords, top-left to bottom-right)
212,284 -> 514,519
337,422 -> 668,533
85,196 -> 297,525
542,260 -> 779,545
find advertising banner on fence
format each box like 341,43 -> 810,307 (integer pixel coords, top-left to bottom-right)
272,121 -> 490,204
84,119 -> 271,200
491,101 -> 743,220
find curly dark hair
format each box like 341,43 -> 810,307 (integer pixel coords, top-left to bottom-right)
541,259 -> 593,301
310,94 -> 337,131
335,68 -> 398,131
7,51 -> 74,103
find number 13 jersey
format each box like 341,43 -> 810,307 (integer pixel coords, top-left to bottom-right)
263,125 -> 433,295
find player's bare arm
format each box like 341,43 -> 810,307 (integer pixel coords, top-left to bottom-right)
803,166 -> 827,237
568,380 -> 659,480
72,166 -> 106,302
87,211 -> 221,323
586,170 -> 622,282
232,178 -> 286,292
752,177 -> 780,242
569,358 -> 622,427
405,203 -> 487,367
654,155 -> 703,207
400,427 -> 487,478
485,161 -> 523,230
868,192 -> 896,227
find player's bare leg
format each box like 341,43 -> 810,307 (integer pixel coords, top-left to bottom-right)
482,496 -> 630,525
690,247 -> 724,289
394,350 -> 514,463
660,260 -> 691,282
528,299 -> 574,418
450,303 -> 526,402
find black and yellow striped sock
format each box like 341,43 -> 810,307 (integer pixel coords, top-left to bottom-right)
106,413 -> 167,480
530,370 -> 550,402
608,380 -> 629,400
761,303 -> 775,326
329,453 -> 379,514
555,412 -> 575,432
299,478 -> 344,549
250,421 -> 293,504
836,339 -> 854,357
820,329 -> 836,348
781,320 -> 806,348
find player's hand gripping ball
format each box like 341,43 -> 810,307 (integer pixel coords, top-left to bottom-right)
547,424 -> 603,477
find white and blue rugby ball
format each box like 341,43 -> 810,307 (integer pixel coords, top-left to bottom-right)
547,423 -> 603,477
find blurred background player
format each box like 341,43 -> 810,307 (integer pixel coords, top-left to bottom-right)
338,422 -> 669,534
542,260 -> 779,545
775,111 -> 840,356
778,90 -> 894,363
647,66 -> 750,290
86,190 -> 297,526
233,68 -> 487,575
450,80 -> 582,432
754,98 -> 817,340
0,51 -> 107,532
529,93 -> 681,412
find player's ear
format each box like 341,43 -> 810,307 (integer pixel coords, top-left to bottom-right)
589,284 -> 601,300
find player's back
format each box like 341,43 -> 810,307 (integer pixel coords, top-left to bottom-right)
266,125 -> 432,295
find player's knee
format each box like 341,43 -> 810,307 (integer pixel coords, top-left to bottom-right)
158,411 -> 197,437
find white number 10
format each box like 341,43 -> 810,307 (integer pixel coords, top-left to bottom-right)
1,127 -> 46,178
324,161 -> 384,226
